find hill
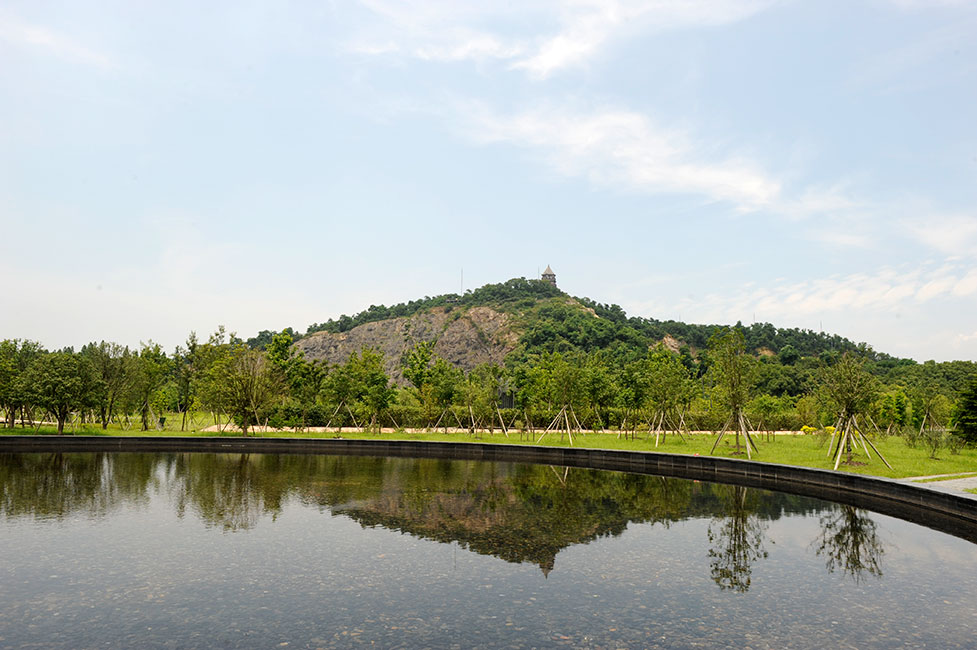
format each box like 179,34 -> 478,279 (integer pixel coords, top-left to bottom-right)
254,277 -> 878,386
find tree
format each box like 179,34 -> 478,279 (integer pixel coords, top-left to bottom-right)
747,394 -> 785,441
876,390 -> 909,435
402,341 -> 442,427
819,352 -> 891,470
208,345 -> 285,435
173,332 -> 201,431
266,328 -> 325,430
349,349 -> 394,433
778,344 -> 799,366
0,339 -> 43,428
645,345 -> 695,445
428,357 -> 462,431
402,341 -> 436,392
22,351 -> 99,434
81,341 -> 132,429
130,342 -> 172,431
194,327 -> 237,429
707,328 -> 759,457
581,351 -> 616,432
326,349 -> 394,433
952,375 -> 977,445
616,359 -> 647,440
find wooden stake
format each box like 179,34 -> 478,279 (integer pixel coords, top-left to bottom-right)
711,415 -> 733,454
496,404 -> 509,438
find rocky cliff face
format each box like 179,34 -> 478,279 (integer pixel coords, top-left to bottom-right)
293,306 -> 519,384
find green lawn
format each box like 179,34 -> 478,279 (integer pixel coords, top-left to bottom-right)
4,420 -> 975,480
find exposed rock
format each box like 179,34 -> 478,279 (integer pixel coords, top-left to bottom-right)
661,335 -> 682,354
293,306 -> 519,385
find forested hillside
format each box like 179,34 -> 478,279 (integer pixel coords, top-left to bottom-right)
249,276 -> 866,366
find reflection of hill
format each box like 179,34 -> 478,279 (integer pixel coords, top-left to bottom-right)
1,452 -> 832,575
293,457 -> 828,575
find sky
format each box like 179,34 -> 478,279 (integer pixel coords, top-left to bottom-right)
1,0 -> 976,361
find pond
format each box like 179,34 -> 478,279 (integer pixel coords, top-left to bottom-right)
1,452 -> 975,649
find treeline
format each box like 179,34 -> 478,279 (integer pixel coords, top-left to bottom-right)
3,327 -> 976,447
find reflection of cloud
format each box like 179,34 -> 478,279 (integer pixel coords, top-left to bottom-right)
350,0 -> 774,78
0,13 -> 115,69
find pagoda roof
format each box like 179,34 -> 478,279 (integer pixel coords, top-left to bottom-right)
543,265 -> 555,275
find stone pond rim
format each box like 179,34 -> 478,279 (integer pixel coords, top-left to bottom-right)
4,435 -> 976,545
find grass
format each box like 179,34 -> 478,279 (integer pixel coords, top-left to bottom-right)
4,419 -> 976,481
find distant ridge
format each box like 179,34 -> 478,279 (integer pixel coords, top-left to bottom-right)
247,277 -> 882,384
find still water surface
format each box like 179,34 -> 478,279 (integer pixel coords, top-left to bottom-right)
1,452 -> 975,649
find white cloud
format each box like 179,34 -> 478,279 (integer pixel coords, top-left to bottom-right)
460,103 -> 782,209
668,263 -> 977,322
902,214 -> 977,258
882,0 -> 976,9
350,0 -> 774,78
0,12 -> 115,69
952,269 -> 977,296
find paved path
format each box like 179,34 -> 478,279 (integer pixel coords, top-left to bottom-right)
899,473 -> 977,499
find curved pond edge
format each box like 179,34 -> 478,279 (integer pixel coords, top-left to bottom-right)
4,435 -> 977,543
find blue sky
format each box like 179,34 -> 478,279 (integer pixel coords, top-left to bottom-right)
2,0 -> 976,361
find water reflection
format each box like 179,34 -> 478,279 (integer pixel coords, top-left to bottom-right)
707,485 -> 769,592
2,451 -> 845,585
3,451 -> 974,649
0,452 -> 156,520
815,505 -> 885,582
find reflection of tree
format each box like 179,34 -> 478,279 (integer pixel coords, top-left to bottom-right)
707,485 -> 768,592
815,506 -> 884,582
166,453 -> 296,531
0,452 -> 155,520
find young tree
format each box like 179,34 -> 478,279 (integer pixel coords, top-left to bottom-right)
349,349 -> 394,433
616,359 -> 648,440
819,352 -> 891,470
645,345 -> 695,445
402,341 -> 440,427
428,357 -> 462,431
130,342 -> 172,431
707,328 -> 759,457
173,332 -> 200,431
581,351 -> 616,432
402,341 -> 436,392
266,328 -> 325,430
195,327 -> 235,429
